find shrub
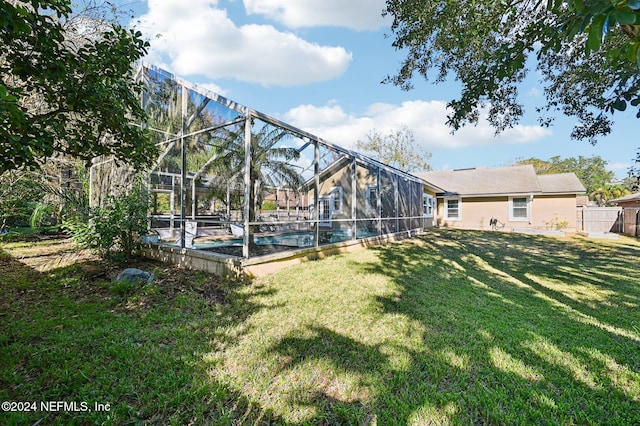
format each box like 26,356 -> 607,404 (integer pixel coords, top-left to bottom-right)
64,181 -> 149,261
29,202 -> 54,228
0,172 -> 45,230
261,200 -> 277,211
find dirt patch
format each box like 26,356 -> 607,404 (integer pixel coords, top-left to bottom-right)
1,240 -> 231,316
151,265 -> 228,304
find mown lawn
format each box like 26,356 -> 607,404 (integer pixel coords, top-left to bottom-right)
1,230 -> 639,425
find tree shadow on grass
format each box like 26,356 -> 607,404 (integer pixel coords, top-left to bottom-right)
0,243 -> 287,425
266,229 -> 640,424
366,229 -> 640,423
421,230 -> 640,336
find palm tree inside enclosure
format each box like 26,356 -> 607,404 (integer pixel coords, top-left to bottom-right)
92,64 -> 437,259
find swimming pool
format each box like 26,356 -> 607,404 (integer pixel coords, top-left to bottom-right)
190,229 -> 364,250
192,231 -> 314,250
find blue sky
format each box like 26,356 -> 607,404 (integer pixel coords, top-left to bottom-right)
120,0 -> 637,180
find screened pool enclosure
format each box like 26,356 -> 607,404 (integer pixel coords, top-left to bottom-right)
97,65 -> 436,259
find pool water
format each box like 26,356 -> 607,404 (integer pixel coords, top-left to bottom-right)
191,229 -> 366,250
193,231 -> 314,249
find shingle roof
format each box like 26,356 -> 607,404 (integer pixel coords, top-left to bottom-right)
609,192 -> 640,204
537,173 -> 586,194
415,165 -> 585,196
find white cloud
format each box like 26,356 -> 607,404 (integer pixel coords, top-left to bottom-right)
526,87 -> 542,98
197,82 -> 229,97
606,162 -> 631,172
243,0 -> 389,30
136,0 -> 352,86
285,100 -> 552,150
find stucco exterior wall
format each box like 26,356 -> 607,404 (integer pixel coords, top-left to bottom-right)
532,195 -> 578,231
436,194 -> 578,231
437,196 -> 509,230
317,162 -> 353,221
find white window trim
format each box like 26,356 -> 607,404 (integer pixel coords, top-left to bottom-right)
365,184 -> 378,214
509,196 -> 531,222
330,186 -> 343,215
318,195 -> 332,227
423,194 -> 434,218
444,197 -> 462,221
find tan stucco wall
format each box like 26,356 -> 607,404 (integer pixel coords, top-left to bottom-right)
437,197 -> 509,230
532,195 -> 578,231
436,194 -> 578,231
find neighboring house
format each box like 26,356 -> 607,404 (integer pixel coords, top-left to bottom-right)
609,192 -> 640,208
609,193 -> 640,236
415,165 -> 586,231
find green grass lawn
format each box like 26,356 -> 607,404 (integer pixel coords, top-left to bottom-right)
1,230 -> 639,425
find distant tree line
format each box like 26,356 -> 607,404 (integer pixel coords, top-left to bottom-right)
514,156 -> 634,206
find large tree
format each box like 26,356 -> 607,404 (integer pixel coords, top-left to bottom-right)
356,125 -> 432,172
0,0 -> 155,173
515,155 -> 630,203
215,122 -> 302,252
383,1 -> 640,145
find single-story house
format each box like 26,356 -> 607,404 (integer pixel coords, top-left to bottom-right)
415,165 -> 586,231
609,192 -> 640,208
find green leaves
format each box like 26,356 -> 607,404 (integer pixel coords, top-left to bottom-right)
356,125 -> 431,173
384,0 -> 640,146
576,1 -> 640,63
612,98 -> 628,111
0,0 -> 155,173
64,180 -> 150,260
587,14 -> 607,52
612,9 -> 636,25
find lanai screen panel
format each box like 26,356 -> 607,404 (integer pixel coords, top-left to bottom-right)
315,144 -> 355,244
380,168 -> 397,235
136,64 -> 429,258
142,65 -> 246,240
355,162 -> 380,239
245,118 -> 312,248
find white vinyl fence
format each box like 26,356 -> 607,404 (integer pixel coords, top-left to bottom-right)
577,206 -> 640,236
577,207 -> 622,233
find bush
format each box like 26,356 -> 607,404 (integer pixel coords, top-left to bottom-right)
29,202 -> 55,228
0,172 -> 45,230
261,200 -> 277,211
64,181 -> 149,261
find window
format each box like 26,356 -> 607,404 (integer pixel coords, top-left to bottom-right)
423,194 -> 434,217
365,184 -> 378,214
331,186 -> 343,214
445,198 -> 461,220
319,196 -> 332,227
509,197 -> 530,221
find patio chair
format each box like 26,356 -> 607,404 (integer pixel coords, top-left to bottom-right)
489,217 -> 505,230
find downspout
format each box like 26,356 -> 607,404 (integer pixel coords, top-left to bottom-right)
529,193 -> 534,225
